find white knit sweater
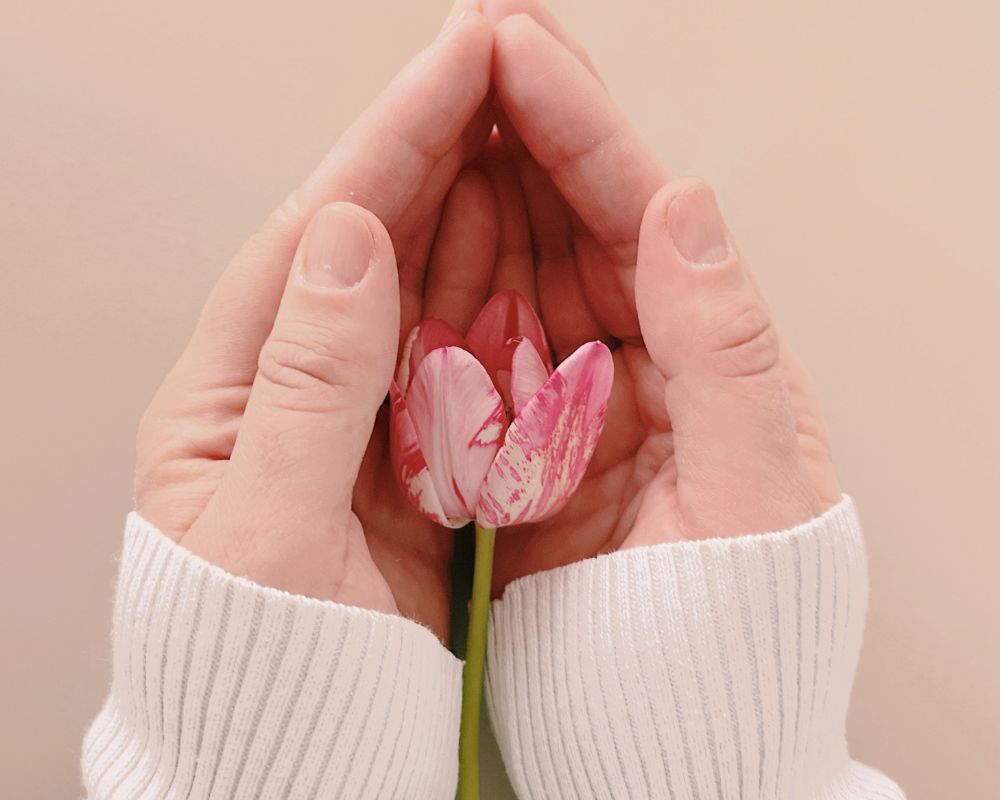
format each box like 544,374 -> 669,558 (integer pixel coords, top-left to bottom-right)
81,496 -> 904,799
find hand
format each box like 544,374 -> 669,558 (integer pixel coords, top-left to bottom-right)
134,7 -> 497,642
477,1 -> 842,594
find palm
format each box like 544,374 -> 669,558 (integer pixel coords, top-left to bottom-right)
347,130 -> 677,607
479,129 -> 844,590
460,134 -> 672,593
139,148 -> 503,645
490,345 -> 674,594
354,131 -> 668,624
337,126 -> 675,602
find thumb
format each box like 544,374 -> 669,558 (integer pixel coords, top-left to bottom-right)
185,202 -> 399,599
633,179 -> 820,541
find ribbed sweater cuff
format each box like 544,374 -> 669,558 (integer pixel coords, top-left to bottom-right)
81,513 -> 462,800
486,496 -> 905,800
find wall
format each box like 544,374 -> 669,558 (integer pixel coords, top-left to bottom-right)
1,1 -> 997,796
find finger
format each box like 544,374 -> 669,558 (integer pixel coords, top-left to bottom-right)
494,115 -> 607,359
199,203 -> 400,545
632,179 -> 821,541
483,0 -> 617,340
492,14 -> 667,262
291,11 -> 491,230
482,0 -> 603,80
422,168 -> 499,333
178,12 -> 492,391
480,135 -> 537,309
396,210 -> 442,348
492,107 -> 626,343
392,89 -> 495,325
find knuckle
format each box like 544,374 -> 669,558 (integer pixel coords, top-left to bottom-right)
135,407 -> 158,461
795,410 -> 833,456
135,392 -> 174,473
701,301 -> 780,379
798,429 -> 833,465
257,322 -> 364,404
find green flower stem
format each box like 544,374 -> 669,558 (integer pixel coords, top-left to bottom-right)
458,523 -> 496,800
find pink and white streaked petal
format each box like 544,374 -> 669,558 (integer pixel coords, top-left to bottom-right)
406,346 -> 507,526
510,338 -> 550,416
388,382 -> 449,526
396,318 -> 466,392
465,289 -> 553,387
476,341 -> 614,528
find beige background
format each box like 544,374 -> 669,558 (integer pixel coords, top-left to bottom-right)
1,0 -> 997,797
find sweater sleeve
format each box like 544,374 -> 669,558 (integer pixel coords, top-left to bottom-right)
81,513 -> 462,799
485,496 -> 905,800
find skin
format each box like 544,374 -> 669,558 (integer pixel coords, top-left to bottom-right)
136,0 -> 842,646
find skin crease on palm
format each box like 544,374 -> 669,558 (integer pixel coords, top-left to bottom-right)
134,0 -> 842,646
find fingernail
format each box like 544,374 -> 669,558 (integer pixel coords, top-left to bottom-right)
300,206 -> 375,289
667,185 -> 731,266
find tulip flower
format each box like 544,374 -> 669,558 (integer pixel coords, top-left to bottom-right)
388,290 -> 614,800
389,289 -> 614,529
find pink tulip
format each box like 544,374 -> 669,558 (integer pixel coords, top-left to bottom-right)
389,290 -> 614,528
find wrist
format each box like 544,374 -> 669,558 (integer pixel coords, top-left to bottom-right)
181,506 -> 398,614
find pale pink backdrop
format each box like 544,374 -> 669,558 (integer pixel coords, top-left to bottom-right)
1,1 -> 997,797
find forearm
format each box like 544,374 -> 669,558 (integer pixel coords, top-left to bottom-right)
81,514 -> 462,800
486,497 -> 905,799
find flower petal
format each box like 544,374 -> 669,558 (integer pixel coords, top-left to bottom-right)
407,346 -> 507,526
465,290 -> 552,392
397,318 -> 466,393
510,338 -> 550,416
476,341 -> 614,528
388,382 -> 450,526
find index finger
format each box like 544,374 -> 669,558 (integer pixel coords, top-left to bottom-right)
492,14 -> 667,263
184,12 -> 494,388
482,0 -> 603,80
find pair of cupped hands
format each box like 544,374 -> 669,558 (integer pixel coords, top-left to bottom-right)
137,0 -> 841,643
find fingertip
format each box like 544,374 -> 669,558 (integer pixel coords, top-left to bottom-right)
423,168 -> 499,332
447,167 -> 500,262
307,201 -> 379,242
483,0 -> 601,78
635,179 -> 701,296
445,0 -> 482,19
292,204 -> 400,380
636,177 -> 744,376
440,4 -> 494,57
639,178 -> 711,244
493,13 -> 556,85
637,177 -> 739,286
437,11 -> 494,120
638,177 -> 784,388
493,11 -> 546,52
448,168 -> 499,220
482,0 -> 539,25
298,201 -> 396,292
633,179 -> 818,538
492,11 -> 583,78
491,13 -> 598,161
342,202 -> 395,267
